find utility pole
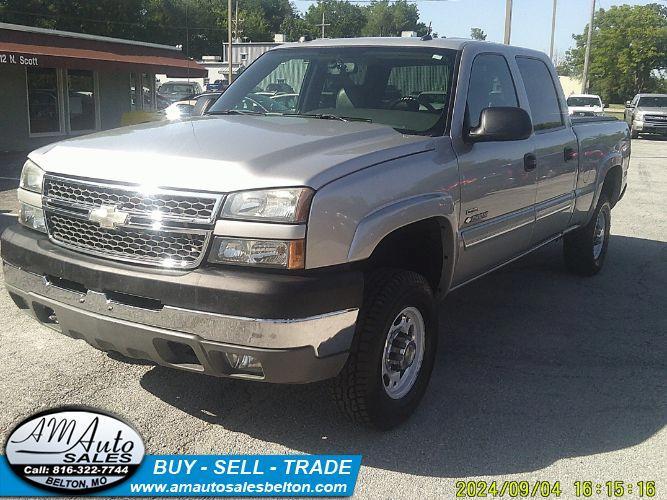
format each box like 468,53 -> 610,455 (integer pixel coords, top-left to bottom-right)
316,11 -> 330,39
503,0 -> 513,44
227,0 -> 233,83
581,0 -> 596,93
549,0 -> 557,61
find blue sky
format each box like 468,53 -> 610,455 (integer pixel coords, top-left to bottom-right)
295,0 -> 666,59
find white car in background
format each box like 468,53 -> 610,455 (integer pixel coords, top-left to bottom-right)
567,94 -> 606,117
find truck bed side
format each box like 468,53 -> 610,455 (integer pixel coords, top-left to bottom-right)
571,117 -> 630,227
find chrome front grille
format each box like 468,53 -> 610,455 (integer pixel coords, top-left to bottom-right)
644,115 -> 667,124
47,213 -> 209,267
42,175 -> 222,269
44,176 -> 220,223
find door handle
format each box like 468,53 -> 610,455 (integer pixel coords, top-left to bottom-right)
524,153 -> 537,172
564,147 -> 577,161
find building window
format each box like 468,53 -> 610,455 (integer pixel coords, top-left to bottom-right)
67,69 -> 96,131
26,67 -> 62,135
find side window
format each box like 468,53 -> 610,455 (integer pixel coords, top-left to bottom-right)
516,57 -> 563,131
466,54 -> 518,129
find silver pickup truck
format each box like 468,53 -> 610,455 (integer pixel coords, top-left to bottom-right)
2,38 -> 629,429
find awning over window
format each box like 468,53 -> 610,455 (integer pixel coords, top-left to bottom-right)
0,23 -> 207,78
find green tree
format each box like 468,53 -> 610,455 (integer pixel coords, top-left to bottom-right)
363,0 -> 426,37
562,3 -> 667,103
470,27 -> 486,40
304,0 -> 366,39
280,15 -> 316,42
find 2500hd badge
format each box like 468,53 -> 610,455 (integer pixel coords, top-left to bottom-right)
5,407 -> 145,494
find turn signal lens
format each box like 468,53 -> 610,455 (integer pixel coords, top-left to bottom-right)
18,203 -> 46,233
209,237 -> 305,269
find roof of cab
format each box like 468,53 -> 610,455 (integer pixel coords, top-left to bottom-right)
273,37 -> 549,59
277,36 -> 469,51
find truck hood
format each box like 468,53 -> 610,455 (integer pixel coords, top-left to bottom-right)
569,105 -> 603,114
29,116 -> 432,192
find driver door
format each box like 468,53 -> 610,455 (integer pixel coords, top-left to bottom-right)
451,53 -> 537,286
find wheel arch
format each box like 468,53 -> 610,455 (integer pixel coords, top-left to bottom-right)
348,193 -> 458,296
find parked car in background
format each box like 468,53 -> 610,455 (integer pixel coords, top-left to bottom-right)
624,93 -> 667,139
567,94 -> 605,117
164,92 -> 223,120
157,81 -> 203,103
206,79 -> 228,92
164,100 -> 196,120
192,92 -> 223,115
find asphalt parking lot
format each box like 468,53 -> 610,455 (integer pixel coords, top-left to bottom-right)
0,139 -> 665,498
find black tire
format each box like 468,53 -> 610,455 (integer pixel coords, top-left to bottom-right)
630,128 -> 639,139
331,269 -> 437,430
563,196 -> 611,276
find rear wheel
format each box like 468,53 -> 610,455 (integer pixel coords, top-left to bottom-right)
331,269 -> 437,430
563,196 -> 611,276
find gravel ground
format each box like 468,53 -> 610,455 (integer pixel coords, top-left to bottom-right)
0,139 -> 665,499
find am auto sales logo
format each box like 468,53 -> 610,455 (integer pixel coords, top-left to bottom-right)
5,406 -> 145,494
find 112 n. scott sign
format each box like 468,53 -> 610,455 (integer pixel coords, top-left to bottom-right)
0,53 -> 39,66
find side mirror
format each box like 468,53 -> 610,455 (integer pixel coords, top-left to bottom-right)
625,101 -> 632,108
467,107 -> 533,143
603,103 -> 609,109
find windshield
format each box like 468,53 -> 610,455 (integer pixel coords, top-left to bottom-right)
637,96 -> 667,108
209,47 -> 458,135
567,96 -> 601,107
160,83 -> 195,93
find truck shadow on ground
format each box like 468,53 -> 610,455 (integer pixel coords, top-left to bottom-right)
140,235 -> 667,477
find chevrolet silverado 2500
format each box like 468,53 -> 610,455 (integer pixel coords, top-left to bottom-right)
2,38 -> 630,429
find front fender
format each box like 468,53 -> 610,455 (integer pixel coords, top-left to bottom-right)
347,193 -> 455,262
304,141 -> 460,272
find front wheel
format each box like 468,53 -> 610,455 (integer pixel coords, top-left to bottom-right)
563,196 -> 611,276
630,126 -> 639,139
331,269 -> 437,429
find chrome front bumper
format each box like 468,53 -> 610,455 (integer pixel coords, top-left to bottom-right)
3,262 -> 358,382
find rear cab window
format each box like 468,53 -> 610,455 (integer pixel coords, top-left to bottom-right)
515,57 -> 564,131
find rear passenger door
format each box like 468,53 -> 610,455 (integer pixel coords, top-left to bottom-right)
515,56 -> 578,244
452,52 -> 537,285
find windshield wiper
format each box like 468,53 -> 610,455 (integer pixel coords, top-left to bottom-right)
283,113 -> 372,123
206,109 -> 266,116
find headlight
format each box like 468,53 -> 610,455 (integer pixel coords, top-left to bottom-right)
19,159 -> 45,193
209,237 -> 305,269
18,203 -> 46,233
221,188 -> 313,223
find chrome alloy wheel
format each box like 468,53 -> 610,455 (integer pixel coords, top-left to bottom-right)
381,306 -> 425,399
593,209 -> 607,260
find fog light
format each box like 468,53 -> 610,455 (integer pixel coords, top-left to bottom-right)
225,353 -> 263,375
18,203 -> 46,233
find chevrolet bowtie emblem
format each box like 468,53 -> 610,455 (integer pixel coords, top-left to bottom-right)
89,205 -> 129,229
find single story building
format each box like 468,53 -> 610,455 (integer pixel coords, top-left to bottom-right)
0,22 -> 206,152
